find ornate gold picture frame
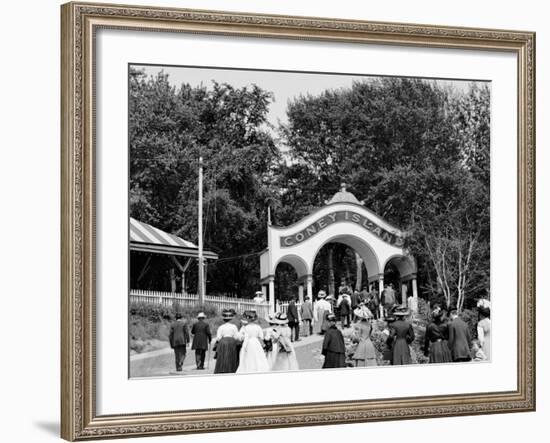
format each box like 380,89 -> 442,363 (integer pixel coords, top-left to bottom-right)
61,1 -> 535,440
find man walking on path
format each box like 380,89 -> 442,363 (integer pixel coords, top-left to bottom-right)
169,312 -> 190,372
448,309 -> 472,362
300,296 -> 314,336
191,312 -> 212,369
287,297 -> 300,342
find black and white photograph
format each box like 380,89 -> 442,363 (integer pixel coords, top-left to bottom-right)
128,64 -> 491,378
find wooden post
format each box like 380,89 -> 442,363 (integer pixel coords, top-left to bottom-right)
170,268 -> 176,293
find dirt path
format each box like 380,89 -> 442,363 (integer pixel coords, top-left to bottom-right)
130,333 -> 324,378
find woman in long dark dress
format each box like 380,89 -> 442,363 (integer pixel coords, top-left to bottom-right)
388,307 -> 415,365
213,309 -> 240,373
423,307 -> 452,363
322,313 -> 346,368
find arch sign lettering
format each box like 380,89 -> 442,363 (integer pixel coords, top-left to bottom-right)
280,210 -> 404,247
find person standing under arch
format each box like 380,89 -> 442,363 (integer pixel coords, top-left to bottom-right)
287,297 -> 300,342
300,295 -> 314,337
313,291 -> 332,334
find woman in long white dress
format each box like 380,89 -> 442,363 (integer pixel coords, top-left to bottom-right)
236,310 -> 269,373
477,306 -> 491,360
270,313 -> 299,371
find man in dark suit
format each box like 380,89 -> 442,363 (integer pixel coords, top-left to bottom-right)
287,297 -> 300,342
169,312 -> 190,372
447,309 -> 472,362
191,312 -> 212,369
322,313 -> 346,368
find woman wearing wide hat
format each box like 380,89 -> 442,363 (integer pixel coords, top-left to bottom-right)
321,313 -> 346,368
351,305 -> 378,367
270,312 -> 299,371
236,310 -> 270,373
213,309 -> 241,374
388,306 -> 415,365
423,306 -> 452,363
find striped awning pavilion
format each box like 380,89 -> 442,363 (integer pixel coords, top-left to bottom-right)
130,217 -> 218,259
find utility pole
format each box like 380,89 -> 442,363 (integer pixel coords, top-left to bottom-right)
198,156 -> 205,303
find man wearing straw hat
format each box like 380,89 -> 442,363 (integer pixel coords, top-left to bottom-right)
191,312 -> 212,370
313,290 -> 332,335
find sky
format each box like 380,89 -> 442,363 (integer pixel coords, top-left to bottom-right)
135,64 -> 483,130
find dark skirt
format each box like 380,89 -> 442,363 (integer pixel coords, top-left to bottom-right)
214,337 -> 239,373
322,351 -> 346,368
429,340 -> 452,363
392,338 -> 412,365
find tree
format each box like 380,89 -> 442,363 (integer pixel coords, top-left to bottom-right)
278,77 -> 490,309
129,68 -> 280,295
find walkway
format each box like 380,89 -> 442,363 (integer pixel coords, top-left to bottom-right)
130,333 -> 324,378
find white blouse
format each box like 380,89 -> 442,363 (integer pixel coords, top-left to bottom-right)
216,322 -> 239,340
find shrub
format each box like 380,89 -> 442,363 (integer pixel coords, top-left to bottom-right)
129,301 -> 224,353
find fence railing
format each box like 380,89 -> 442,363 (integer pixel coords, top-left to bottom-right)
130,289 -> 271,319
276,301 -> 303,314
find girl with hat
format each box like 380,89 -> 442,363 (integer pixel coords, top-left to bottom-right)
351,305 -> 378,367
263,314 -> 278,366
269,312 -> 299,371
236,311 -> 269,373
388,307 -> 415,365
213,309 -> 240,374
423,306 -> 452,363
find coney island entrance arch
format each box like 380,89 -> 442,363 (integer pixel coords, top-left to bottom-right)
259,184 -> 418,313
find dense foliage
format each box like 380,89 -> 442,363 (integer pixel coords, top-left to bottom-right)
129,69 -> 490,309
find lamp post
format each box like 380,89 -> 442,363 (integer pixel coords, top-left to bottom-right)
198,156 -> 205,304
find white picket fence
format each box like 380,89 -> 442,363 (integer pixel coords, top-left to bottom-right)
130,289 -> 271,319
276,301 -> 303,314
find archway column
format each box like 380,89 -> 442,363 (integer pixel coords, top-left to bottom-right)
378,274 -> 384,319
268,276 -> 275,314
306,275 -> 313,300
411,277 -> 418,313
298,284 -> 304,303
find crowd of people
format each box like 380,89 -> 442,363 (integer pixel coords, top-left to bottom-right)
168,286 -> 491,374
422,299 -> 491,363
